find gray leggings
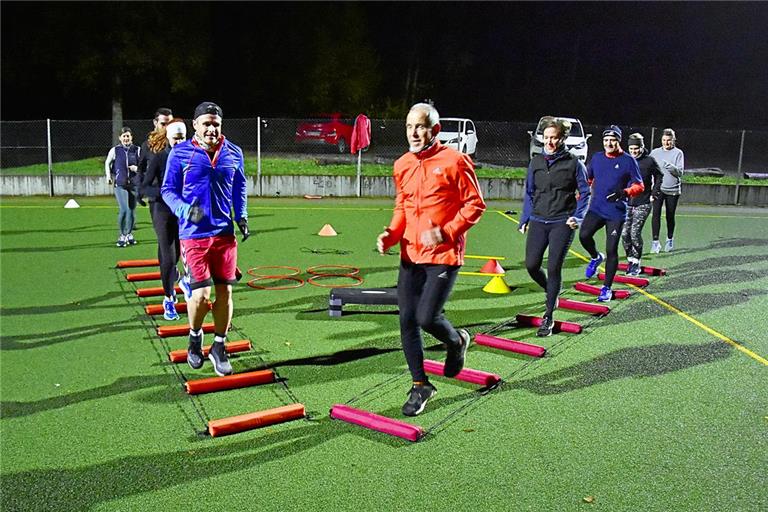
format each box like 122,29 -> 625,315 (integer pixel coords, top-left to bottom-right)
622,203 -> 652,260
114,186 -> 136,236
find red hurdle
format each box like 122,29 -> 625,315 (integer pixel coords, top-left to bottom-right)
557,298 -> 610,316
329,404 -> 424,442
185,370 -> 275,395
135,286 -> 182,297
422,359 -> 501,387
516,314 -> 582,334
617,262 -> 666,276
168,340 -> 252,363
157,323 -> 215,338
126,271 -> 162,282
574,282 -> 631,299
116,259 -> 160,268
598,273 -> 649,287
474,333 -> 547,357
208,403 -> 306,437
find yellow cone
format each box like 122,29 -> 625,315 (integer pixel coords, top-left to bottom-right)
318,223 -> 338,236
483,275 -> 511,294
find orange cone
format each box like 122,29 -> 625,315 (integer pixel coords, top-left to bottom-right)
318,224 -> 338,236
479,259 -> 505,274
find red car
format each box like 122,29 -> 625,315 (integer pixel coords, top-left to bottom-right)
294,113 -> 354,154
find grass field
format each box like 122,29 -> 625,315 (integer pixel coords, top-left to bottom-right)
1,197 -> 766,511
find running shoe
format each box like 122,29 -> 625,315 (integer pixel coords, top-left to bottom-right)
402,382 -> 437,417
597,286 -> 612,302
116,234 -> 127,248
665,238 -> 674,252
126,233 -> 137,245
179,275 -> 193,301
536,316 -> 555,337
651,240 -> 661,254
628,262 -> 641,276
585,252 -> 605,279
163,298 -> 180,321
209,341 -> 233,376
187,332 -> 204,370
444,329 -> 471,377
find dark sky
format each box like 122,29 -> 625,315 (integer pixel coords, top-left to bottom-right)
2,1 -> 767,128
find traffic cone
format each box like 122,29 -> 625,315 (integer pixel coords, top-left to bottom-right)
64,199 -> 80,208
482,275 -> 511,294
318,224 -> 338,236
479,259 -> 505,274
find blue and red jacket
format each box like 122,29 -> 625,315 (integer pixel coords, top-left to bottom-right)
586,150 -> 644,221
161,136 -> 247,240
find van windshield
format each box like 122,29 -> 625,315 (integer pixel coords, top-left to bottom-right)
440,120 -> 461,133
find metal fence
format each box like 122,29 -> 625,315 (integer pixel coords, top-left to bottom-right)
2,116 -> 766,179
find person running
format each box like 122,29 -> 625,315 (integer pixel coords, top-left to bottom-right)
622,133 -> 663,275
579,125 -> 644,302
649,128 -> 684,253
137,107 -> 173,203
104,127 -> 140,247
376,102 -> 486,417
162,102 -> 249,376
141,119 -> 187,320
519,117 -> 591,337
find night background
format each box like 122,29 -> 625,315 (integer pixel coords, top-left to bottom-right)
2,1 -> 767,128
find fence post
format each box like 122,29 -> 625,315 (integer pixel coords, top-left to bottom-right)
256,116 -> 262,196
734,129 -> 745,205
650,126 -> 656,149
46,118 -> 54,197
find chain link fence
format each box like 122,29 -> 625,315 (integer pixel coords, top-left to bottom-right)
2,116 -> 766,182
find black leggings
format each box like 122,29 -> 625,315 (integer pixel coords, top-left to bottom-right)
651,193 -> 680,240
579,212 -> 624,288
149,200 -> 180,297
525,220 -> 575,317
397,261 -> 461,382
622,203 -> 652,260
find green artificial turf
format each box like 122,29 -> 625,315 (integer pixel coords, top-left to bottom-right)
1,197 -> 766,511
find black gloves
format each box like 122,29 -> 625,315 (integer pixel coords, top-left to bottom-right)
237,218 -> 250,241
606,188 -> 628,202
189,203 -> 204,223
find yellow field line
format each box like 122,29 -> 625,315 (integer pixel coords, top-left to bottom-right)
496,210 -> 768,366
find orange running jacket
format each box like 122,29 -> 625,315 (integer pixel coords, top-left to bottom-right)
381,142 -> 486,266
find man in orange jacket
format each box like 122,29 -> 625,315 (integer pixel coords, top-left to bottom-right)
377,102 -> 486,416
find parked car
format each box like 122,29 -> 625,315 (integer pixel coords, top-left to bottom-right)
437,117 -> 478,158
294,113 -> 353,154
528,116 -> 591,162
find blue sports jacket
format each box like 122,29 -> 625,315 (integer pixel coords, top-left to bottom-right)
586,150 -> 643,221
161,137 -> 247,240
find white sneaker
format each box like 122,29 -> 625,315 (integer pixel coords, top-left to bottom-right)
665,238 -> 674,252
116,234 -> 127,247
651,240 -> 661,254
126,233 -> 137,245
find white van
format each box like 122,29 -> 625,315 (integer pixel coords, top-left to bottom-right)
438,118 -> 478,158
528,116 -> 591,162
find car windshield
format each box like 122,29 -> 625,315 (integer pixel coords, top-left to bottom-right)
440,120 -> 461,133
536,119 -> 584,138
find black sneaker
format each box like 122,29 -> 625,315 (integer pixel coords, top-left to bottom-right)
402,382 -> 437,417
536,316 -> 554,337
208,341 -> 233,376
187,333 -> 204,370
444,329 -> 471,377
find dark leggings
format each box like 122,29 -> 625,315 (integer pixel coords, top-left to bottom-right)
149,200 -> 180,297
525,220 -> 575,317
397,261 -> 461,382
579,212 -> 624,288
651,193 -> 680,240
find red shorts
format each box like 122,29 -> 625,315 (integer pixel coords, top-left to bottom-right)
181,235 -> 237,289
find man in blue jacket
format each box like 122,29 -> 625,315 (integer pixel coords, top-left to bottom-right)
161,102 -> 249,376
579,125 -> 643,302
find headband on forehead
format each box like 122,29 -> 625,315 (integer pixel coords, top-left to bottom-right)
166,121 -> 186,137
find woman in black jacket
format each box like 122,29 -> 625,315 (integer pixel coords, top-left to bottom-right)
141,119 -> 187,320
622,133 -> 663,275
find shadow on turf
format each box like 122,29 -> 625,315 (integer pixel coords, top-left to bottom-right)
0,291 -> 126,316
512,341 -> 732,395
0,318 -> 137,351
0,242 -> 118,254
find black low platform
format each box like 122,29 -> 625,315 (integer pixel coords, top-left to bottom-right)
329,287 -> 398,317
